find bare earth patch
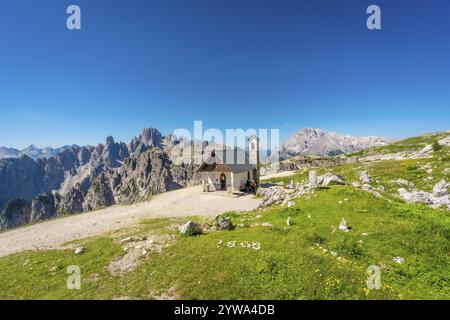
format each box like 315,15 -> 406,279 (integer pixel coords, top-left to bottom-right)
108,234 -> 175,276
0,186 -> 260,257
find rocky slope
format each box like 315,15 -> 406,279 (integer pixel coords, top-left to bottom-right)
0,128 -> 201,230
281,128 -> 392,158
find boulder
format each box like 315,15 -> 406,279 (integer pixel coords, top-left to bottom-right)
360,171 -> 372,184
309,170 -> 318,189
398,188 -> 432,204
432,180 -> 449,197
179,221 -> 202,236
319,173 -> 345,186
338,218 -> 351,232
392,179 -> 415,189
215,216 -> 234,231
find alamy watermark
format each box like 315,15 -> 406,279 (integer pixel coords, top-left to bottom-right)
67,265 -> 81,290
66,5 -> 81,30
66,5 -> 381,31
169,121 -> 280,169
366,265 -> 381,290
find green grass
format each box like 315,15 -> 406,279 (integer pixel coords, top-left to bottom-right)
1,130 -> 448,300
0,187 -> 448,300
268,154 -> 450,195
346,131 -> 450,158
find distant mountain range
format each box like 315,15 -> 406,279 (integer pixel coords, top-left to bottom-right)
280,128 -> 392,158
0,145 -> 77,161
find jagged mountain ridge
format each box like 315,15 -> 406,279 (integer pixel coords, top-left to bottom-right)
0,128 -> 201,229
281,128 -> 392,158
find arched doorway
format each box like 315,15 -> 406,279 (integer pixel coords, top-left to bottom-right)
220,173 -> 226,190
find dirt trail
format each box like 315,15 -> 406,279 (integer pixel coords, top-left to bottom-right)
0,186 -> 260,257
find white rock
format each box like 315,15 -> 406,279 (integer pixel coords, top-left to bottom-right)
179,221 -> 202,236
319,173 -> 345,186
338,218 -> 351,232
360,171 -> 372,184
393,256 -> 405,264
74,247 -> 85,255
432,180 -> 449,197
309,170 -> 318,189
351,181 -> 361,188
392,179 -> 415,189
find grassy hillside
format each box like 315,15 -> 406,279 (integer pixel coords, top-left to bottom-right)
0,132 -> 449,300
346,131 -> 450,157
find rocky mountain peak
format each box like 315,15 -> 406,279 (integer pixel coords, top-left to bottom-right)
281,128 -> 392,158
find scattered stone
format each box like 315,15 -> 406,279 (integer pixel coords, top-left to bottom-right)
432,180 -> 449,197
338,218 -> 351,232
227,241 -> 236,248
251,241 -> 261,251
398,188 -> 431,204
444,168 -> 450,175
392,179 -> 415,189
179,221 -> 202,236
217,240 -> 223,247
318,173 -> 345,186
360,171 -> 372,184
74,247 -> 85,255
261,222 -> 273,227
286,201 -> 295,208
393,256 -> 405,264
351,181 -> 361,188
378,185 -> 386,192
240,241 -> 251,248
215,216 -> 234,231
398,187 -> 450,210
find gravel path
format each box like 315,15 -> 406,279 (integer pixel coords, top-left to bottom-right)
0,186 -> 260,257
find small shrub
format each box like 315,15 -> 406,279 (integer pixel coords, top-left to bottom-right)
280,206 -> 302,216
432,140 -> 442,152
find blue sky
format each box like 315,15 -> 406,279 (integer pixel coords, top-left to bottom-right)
0,0 -> 449,148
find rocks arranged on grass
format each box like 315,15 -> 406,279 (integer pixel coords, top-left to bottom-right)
179,221 -> 203,236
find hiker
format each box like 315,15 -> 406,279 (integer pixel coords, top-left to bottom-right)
251,180 -> 257,194
245,179 -> 251,193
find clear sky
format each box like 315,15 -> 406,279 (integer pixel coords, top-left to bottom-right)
0,0 -> 449,148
